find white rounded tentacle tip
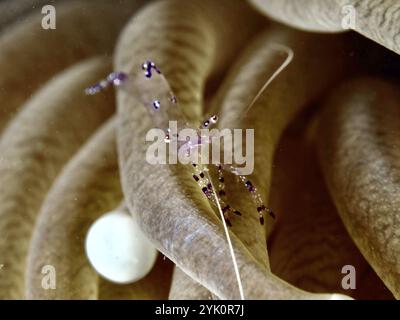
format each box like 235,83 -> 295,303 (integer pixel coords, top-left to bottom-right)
329,293 -> 354,300
85,210 -> 157,284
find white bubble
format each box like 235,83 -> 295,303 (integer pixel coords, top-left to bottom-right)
85,210 -> 157,284
330,293 -> 354,300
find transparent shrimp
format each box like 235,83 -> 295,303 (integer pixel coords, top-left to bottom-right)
85,42 -> 293,226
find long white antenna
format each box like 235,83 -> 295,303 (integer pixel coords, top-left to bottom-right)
206,170 -> 245,300
205,44 -> 294,298
242,43 -> 294,117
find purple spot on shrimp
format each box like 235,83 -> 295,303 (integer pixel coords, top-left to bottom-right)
142,60 -> 161,78
108,72 -> 128,86
152,100 -> 161,110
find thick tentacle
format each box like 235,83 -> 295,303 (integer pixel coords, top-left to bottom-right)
0,57 -> 113,299
0,0 -> 144,131
269,113 -> 393,300
317,78 -> 400,298
249,0 -> 400,55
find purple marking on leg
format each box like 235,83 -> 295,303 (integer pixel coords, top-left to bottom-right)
108,72 -> 128,86
142,60 -> 161,78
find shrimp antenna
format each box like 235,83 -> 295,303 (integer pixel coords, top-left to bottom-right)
205,170 -> 245,300
241,43 -> 294,118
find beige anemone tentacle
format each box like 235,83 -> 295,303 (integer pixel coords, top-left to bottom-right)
98,254 -> 173,300
317,78 -> 400,299
268,113 -> 394,300
249,0 -> 400,56
249,0 -> 345,33
26,118 -> 119,299
115,0 -> 354,299
169,267 -> 212,300
0,0 -> 144,132
26,118 -> 173,299
0,0 -> 50,30
0,57 -> 114,299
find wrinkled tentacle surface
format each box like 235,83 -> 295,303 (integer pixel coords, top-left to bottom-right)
0,0 -> 50,30
249,0 -> 400,55
25,118 -> 120,299
269,112 -> 394,300
0,0 -> 144,132
26,118 -> 173,299
0,58 -> 115,299
317,78 -> 400,298
169,267 -> 212,300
